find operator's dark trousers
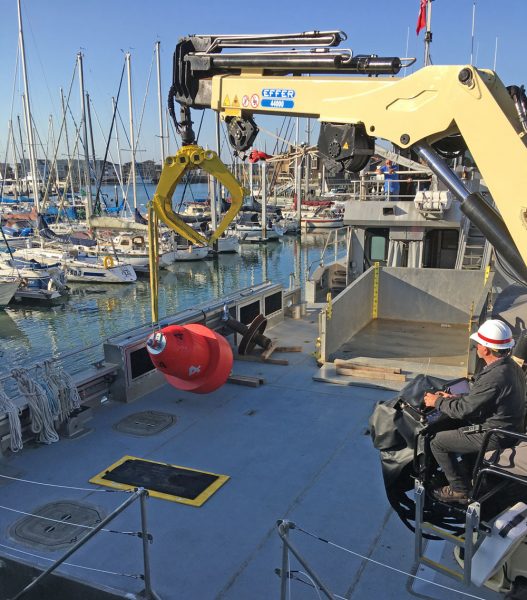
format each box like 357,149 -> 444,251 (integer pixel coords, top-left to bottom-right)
430,429 -> 500,493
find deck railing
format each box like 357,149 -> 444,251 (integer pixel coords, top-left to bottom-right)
10,488 -> 161,600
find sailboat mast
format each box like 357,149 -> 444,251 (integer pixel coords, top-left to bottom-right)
125,52 -> 137,211
112,97 -> 124,188
17,0 -> 40,211
295,117 -> 301,227
77,51 -> 93,219
155,41 -> 166,164
60,88 -> 72,193
8,121 -> 18,199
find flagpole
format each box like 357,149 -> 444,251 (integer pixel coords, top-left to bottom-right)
404,26 -> 410,75
424,0 -> 432,66
470,1 -> 476,64
493,36 -> 498,71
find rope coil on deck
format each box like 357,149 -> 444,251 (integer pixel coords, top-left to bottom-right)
43,359 -> 81,420
0,382 -> 23,452
11,368 -> 59,444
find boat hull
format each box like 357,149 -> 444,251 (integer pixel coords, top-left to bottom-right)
0,279 -> 19,307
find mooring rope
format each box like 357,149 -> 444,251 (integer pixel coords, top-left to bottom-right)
10,368 -> 59,444
0,382 -> 23,452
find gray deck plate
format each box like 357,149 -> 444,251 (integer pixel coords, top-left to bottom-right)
334,318 -> 469,367
0,312 -> 500,599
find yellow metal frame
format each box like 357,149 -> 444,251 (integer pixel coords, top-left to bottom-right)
89,455 -> 230,507
152,145 -> 245,246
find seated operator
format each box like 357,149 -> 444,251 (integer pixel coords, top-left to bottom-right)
423,319 -> 526,503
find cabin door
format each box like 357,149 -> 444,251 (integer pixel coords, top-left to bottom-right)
423,229 -> 459,268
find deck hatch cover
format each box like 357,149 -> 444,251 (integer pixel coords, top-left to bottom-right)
90,455 -> 229,506
113,410 -> 176,436
10,501 -> 105,551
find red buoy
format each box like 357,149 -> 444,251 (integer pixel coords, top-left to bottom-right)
146,324 -> 233,393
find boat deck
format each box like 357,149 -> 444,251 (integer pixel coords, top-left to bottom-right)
0,310 -> 498,599
334,318 -> 469,368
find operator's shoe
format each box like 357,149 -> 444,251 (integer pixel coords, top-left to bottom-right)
432,485 -> 469,504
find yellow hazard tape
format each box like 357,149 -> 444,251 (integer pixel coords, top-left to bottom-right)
372,261 -> 380,319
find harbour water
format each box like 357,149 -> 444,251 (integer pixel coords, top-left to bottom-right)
1,184 -> 335,377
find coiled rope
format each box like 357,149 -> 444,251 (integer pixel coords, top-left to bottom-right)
43,359 -> 81,421
11,368 -> 59,444
0,382 -> 23,452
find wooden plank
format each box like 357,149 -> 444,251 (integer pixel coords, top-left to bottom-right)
274,346 -> 303,353
227,374 -> 265,387
336,366 -> 406,382
333,359 -> 401,374
260,343 -> 277,361
234,354 -> 289,366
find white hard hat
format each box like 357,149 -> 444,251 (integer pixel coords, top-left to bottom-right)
470,319 -> 515,350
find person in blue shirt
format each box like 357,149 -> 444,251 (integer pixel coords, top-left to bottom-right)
380,160 -> 399,199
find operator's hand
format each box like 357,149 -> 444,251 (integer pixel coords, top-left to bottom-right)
424,391 -> 456,407
424,392 -> 439,408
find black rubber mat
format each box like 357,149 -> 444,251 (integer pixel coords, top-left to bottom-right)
101,458 -> 219,500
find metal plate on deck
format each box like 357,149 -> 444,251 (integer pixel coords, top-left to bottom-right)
90,455 -> 229,506
113,410 -> 176,436
9,501 -> 105,551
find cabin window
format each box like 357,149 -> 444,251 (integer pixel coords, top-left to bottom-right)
364,228 -> 389,269
370,236 -> 387,261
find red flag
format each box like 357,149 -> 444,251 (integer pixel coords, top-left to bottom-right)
248,150 -> 273,163
416,0 -> 427,35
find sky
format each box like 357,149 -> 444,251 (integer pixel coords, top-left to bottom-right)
1,0 -> 526,166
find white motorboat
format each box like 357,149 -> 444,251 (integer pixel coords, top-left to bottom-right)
0,257 -> 67,304
301,207 -> 344,229
15,247 -> 137,284
214,234 -> 240,254
235,212 -> 282,240
162,232 -> 209,261
95,233 -> 176,272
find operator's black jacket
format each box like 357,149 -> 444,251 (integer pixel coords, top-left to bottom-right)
436,356 -> 526,432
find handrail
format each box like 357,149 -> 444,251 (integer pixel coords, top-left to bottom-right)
10,488 -> 160,600
306,226 -> 352,282
277,520 -> 334,600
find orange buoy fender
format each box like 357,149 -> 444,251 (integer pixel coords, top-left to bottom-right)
146,323 -> 232,393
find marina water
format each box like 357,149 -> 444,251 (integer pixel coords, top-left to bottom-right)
1,184 -> 332,376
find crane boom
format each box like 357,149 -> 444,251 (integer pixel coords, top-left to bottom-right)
161,32 -> 527,280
